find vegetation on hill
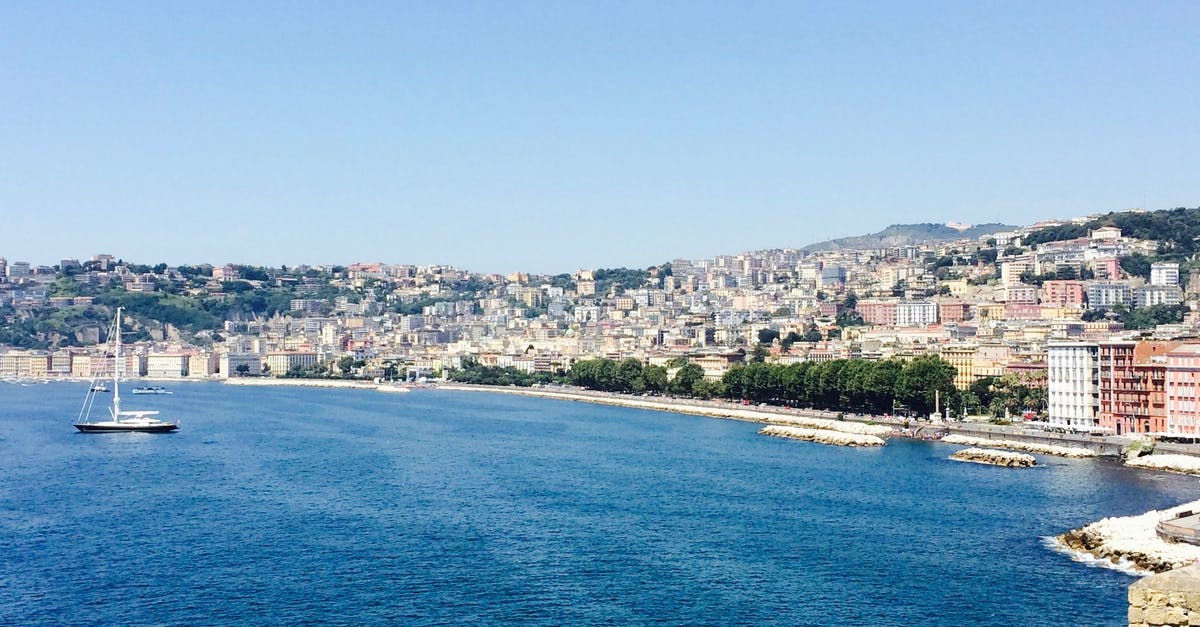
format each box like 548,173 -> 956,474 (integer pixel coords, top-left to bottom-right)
1025,207 -> 1200,260
592,267 -> 651,295
802,222 -> 1016,252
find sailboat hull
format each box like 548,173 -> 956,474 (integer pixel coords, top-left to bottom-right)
74,423 -> 179,433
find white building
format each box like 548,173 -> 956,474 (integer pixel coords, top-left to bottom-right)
1135,285 -> 1183,308
1151,262 -> 1180,287
220,353 -> 262,378
145,353 -> 188,378
1086,282 -> 1132,310
895,301 -> 938,327
1047,341 -> 1099,429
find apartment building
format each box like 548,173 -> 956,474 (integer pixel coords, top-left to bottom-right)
1047,342 -> 1099,429
1097,341 -> 1179,435
1041,280 -> 1085,308
1165,345 -> 1200,436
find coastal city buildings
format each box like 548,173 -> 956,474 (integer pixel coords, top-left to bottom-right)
6,213 -> 1200,437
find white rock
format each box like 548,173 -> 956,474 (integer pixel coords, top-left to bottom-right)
941,434 -> 1096,458
759,425 -> 886,447
1126,455 -> 1200,476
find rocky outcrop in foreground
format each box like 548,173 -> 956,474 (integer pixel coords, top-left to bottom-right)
1126,454 -> 1200,476
759,425 -> 885,447
941,434 -> 1096,458
950,447 -> 1036,467
1056,500 -> 1200,574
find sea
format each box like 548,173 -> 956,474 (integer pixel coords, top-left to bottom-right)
1,382 -> 1197,626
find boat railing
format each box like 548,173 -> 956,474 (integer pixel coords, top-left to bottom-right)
1156,510 -> 1200,545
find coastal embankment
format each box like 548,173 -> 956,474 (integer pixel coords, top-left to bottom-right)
1056,501 -> 1200,574
436,384 -> 893,441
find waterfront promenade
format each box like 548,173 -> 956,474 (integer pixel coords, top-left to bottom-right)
435,383 -> 1161,457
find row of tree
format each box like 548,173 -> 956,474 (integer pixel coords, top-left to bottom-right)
447,358 -> 559,387
720,356 -> 957,415
564,354 -> 975,418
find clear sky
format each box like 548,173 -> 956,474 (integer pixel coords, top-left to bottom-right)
2,2 -> 1198,275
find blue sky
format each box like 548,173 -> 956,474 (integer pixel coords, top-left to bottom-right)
2,2 -> 1198,274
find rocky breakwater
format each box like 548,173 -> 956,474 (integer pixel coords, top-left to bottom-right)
941,434 -> 1096,458
949,447 -> 1036,467
1056,500 -> 1200,574
759,425 -> 886,447
1127,454 -> 1200,476
767,415 -> 893,437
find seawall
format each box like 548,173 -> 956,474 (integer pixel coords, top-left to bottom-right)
434,384 -> 1138,456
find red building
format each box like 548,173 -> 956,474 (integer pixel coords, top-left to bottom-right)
1098,341 -> 1180,435
938,301 -> 970,323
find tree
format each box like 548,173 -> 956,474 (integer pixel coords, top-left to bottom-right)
235,364 -> 251,377
757,328 -> 780,344
614,358 -> 644,393
337,355 -> 356,377
670,363 -> 705,395
639,365 -> 668,393
836,310 -> 864,327
895,355 -> 958,416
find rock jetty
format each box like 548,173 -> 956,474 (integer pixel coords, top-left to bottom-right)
759,425 -> 885,447
941,434 -> 1096,458
950,447 -> 1036,467
766,414 -> 893,436
1126,454 -> 1200,476
1056,500 -> 1200,574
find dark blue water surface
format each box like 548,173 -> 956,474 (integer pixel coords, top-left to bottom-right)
2,383 -> 1198,625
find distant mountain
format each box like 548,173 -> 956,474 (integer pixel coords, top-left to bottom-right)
801,222 -> 1017,252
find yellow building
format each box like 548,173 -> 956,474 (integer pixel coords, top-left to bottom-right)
940,345 -> 977,390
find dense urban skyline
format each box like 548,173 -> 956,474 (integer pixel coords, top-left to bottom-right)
4,3 -> 1199,273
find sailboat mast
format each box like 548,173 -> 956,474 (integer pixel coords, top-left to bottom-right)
113,307 -> 122,418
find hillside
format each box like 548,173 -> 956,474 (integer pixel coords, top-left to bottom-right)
802,223 -> 1016,252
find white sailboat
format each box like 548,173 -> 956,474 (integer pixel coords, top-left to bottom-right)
74,307 -> 179,433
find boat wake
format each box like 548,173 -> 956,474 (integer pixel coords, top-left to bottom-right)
1041,536 -> 1144,577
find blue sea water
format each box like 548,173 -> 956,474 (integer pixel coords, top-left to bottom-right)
1,383 -> 1197,625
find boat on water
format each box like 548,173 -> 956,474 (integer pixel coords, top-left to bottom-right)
131,386 -> 171,395
74,307 -> 179,434
90,383 -> 109,392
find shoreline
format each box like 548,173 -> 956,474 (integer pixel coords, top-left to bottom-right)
434,383 -> 900,436
1055,500 -> 1200,574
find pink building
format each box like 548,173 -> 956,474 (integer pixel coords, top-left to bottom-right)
1004,303 -> 1041,319
938,302 -> 970,323
1041,280 -> 1085,308
1165,345 -> 1200,436
855,300 -> 897,326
